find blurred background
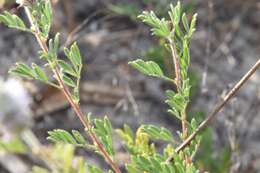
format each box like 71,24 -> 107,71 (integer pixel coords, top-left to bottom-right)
0,0 -> 259,172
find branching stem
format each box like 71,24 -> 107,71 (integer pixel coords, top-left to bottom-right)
24,7 -> 122,173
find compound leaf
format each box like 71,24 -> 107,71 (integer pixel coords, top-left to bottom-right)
129,59 -> 173,82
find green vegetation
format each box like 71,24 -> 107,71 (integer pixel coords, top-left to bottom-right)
0,1 -> 203,172
1,0 -> 259,172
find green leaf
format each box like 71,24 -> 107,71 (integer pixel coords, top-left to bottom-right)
44,0 -> 53,27
32,0 -> 53,38
62,74 -> 76,87
47,33 -> 60,62
129,59 -> 173,82
141,125 -> 173,142
0,138 -> 27,154
64,47 -> 70,58
87,165 -> 103,173
138,11 -> 170,38
132,155 -> 167,172
190,118 -> 198,131
188,13 -> 197,38
77,158 -> 87,173
49,33 -> 59,59
104,116 -> 113,134
93,117 -> 114,156
0,11 -> 30,32
72,87 -> 80,103
38,50 -> 50,60
58,60 -> 77,77
71,130 -> 86,145
115,125 -> 134,146
174,24 -> 184,39
169,2 -> 181,26
47,129 -> 77,145
138,11 -> 161,28
64,43 -> 82,74
47,129 -> 90,149
165,90 -> 187,112
62,144 -> 74,172
9,63 -> 35,79
116,124 -> 135,146
180,39 -> 190,79
70,43 -> 82,66
32,63 -> 48,82
182,13 -> 189,33
125,164 -> 140,173
109,3 -> 140,20
132,156 -> 150,171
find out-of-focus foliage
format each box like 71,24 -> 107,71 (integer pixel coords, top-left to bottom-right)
109,0 -> 196,21
0,0 -> 14,8
196,128 -> 231,173
0,137 -> 27,154
31,144 -> 89,173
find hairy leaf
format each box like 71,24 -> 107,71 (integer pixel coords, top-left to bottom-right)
0,11 -> 30,32
61,74 -> 76,87
32,63 -> 48,82
141,125 -> 173,142
169,2 -> 181,26
9,63 -> 35,79
47,129 -> 88,147
138,11 -> 170,38
93,116 -> 114,156
129,59 -> 173,82
58,60 -> 77,77
64,42 -> 82,74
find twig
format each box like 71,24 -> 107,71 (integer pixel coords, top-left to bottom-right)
63,10 -> 102,48
126,84 -> 139,116
24,7 -> 122,173
166,58 -> 260,162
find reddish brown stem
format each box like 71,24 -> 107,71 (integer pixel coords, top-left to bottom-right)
169,39 -> 181,89
24,7 -> 121,173
169,39 -> 187,139
166,58 -> 260,162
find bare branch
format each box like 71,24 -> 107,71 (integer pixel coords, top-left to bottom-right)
166,58 -> 260,162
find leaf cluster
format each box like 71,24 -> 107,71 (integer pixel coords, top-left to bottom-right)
47,129 -> 86,147
126,1 -> 202,173
0,11 -> 30,32
92,116 -> 114,156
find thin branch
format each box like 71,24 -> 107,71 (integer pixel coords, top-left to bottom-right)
24,7 -> 122,173
62,10 -> 101,48
166,58 -> 260,162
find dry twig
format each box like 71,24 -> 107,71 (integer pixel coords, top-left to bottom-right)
166,58 -> 260,162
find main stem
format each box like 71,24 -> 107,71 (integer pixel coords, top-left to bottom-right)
169,39 -> 181,89
168,39 -> 188,139
166,58 -> 260,162
24,7 -> 121,173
